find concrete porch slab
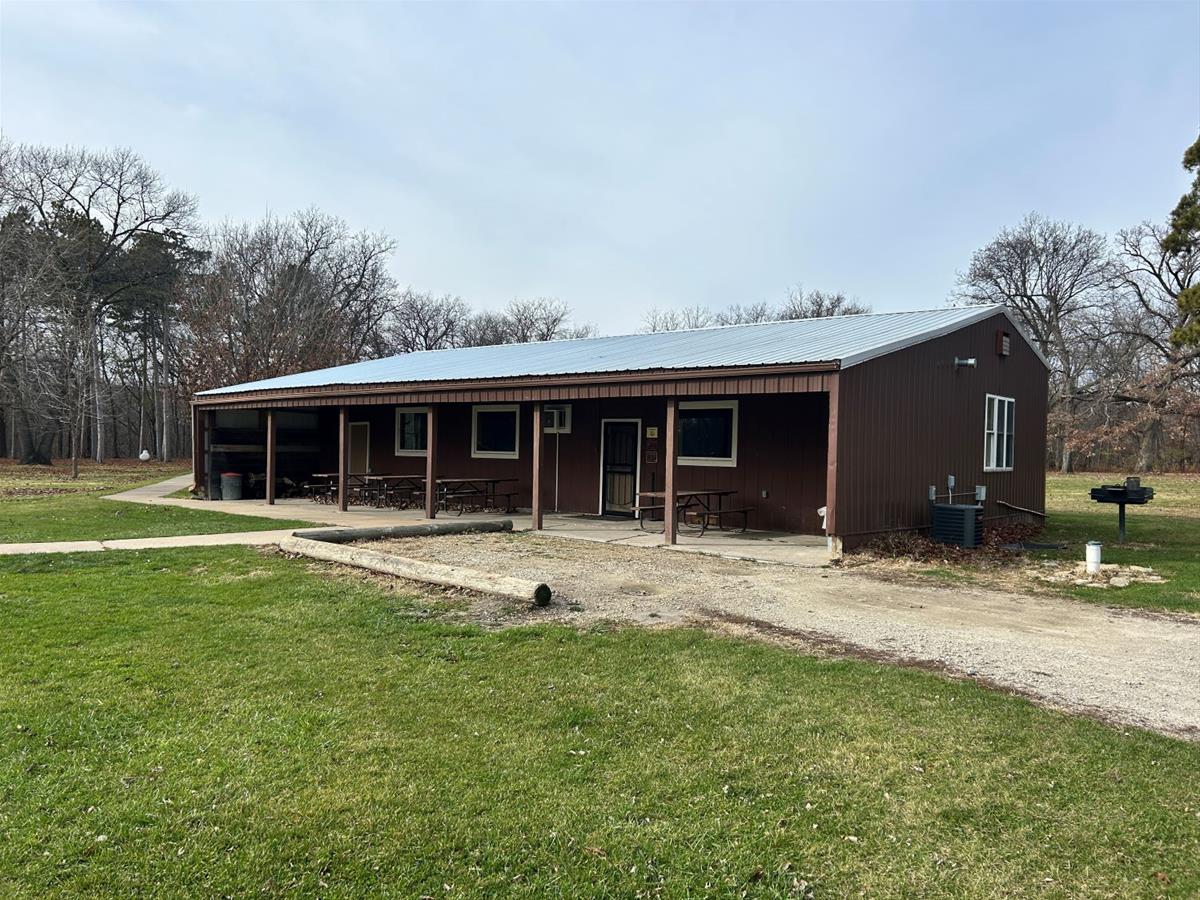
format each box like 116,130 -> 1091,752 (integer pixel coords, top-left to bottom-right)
102,477 -> 832,567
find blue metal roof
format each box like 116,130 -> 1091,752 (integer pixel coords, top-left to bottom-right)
200,305 -> 1034,395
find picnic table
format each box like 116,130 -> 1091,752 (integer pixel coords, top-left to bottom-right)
363,474 -> 425,508
305,472 -> 518,514
431,476 -> 519,514
633,488 -> 751,534
306,472 -> 368,504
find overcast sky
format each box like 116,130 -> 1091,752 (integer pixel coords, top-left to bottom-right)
2,1 -> 1197,333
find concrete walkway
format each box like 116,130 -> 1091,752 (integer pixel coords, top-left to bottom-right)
97,475 -> 831,566
0,529 -> 299,556
4,475 -> 828,564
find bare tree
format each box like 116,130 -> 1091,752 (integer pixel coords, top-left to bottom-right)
640,305 -> 716,332
386,289 -> 470,352
178,210 -> 396,392
955,213 -> 1110,471
0,141 -> 196,466
641,288 -> 868,332
777,287 -> 870,319
1096,223 -> 1200,470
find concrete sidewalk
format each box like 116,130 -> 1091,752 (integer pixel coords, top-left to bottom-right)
0,529 -> 300,556
96,473 -> 831,567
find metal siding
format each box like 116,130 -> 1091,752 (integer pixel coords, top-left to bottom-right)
832,313 -> 1048,541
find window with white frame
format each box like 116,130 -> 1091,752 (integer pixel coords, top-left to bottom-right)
542,404 -> 572,434
394,407 -> 429,456
678,400 -> 738,467
984,394 -> 1015,471
472,405 -> 520,458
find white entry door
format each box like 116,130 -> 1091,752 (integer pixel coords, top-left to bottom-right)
349,422 -> 370,473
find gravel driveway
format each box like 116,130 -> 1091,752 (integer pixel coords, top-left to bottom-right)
364,533 -> 1200,740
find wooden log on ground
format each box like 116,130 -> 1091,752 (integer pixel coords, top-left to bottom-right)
279,534 -> 551,606
293,519 -> 513,545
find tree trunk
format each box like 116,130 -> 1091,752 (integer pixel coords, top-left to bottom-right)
1136,419 -> 1162,473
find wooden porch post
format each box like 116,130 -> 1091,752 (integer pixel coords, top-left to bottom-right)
265,410 -> 277,505
191,404 -> 203,495
424,406 -> 438,520
337,406 -> 349,512
824,375 -> 839,544
664,397 -> 678,545
531,402 -> 543,530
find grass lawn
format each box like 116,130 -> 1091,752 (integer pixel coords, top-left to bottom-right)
2,547 -> 1197,898
1038,472 -> 1200,614
0,459 -> 313,543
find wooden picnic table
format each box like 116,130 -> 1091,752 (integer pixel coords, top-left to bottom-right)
634,488 -> 746,534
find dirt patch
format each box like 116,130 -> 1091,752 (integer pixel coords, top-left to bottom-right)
353,532 -> 1200,740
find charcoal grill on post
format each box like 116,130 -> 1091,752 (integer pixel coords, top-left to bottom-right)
1089,477 -> 1154,543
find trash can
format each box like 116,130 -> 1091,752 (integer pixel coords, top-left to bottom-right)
220,472 -> 243,501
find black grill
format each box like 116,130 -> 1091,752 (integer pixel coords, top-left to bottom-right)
1089,477 -> 1154,543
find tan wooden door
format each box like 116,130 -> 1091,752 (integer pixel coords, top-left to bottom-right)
349,422 -> 370,474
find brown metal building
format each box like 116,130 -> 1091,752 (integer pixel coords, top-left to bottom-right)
191,305 -> 1048,551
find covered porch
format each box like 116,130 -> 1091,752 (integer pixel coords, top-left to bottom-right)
192,380 -> 835,550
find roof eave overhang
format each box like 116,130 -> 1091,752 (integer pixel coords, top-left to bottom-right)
192,360 -> 841,406
838,305 -> 1051,371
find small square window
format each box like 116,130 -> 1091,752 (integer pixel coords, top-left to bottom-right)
472,405 -> 520,459
542,404 -> 572,434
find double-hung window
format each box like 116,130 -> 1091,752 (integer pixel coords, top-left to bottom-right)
984,394 -> 1015,471
394,407 -> 428,456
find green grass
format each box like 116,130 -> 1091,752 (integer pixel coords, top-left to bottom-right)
1039,473 -> 1200,614
1,547 -> 1197,898
0,495 -> 313,543
0,459 -> 313,543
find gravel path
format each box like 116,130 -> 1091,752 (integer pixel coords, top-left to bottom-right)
364,533 -> 1200,740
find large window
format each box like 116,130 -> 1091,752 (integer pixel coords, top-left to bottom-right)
472,405 -> 520,459
984,394 -> 1015,471
394,407 -> 428,456
678,400 -> 738,467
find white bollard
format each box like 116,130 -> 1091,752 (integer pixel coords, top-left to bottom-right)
1085,541 -> 1102,574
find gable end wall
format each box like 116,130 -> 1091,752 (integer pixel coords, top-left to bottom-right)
831,312 -> 1048,542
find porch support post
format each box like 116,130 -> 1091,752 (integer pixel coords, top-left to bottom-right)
265,410 -> 277,505
824,375 -> 839,545
190,404 -> 203,496
424,406 -> 438,520
337,406 -> 349,512
531,402 -> 543,530
664,397 -> 678,545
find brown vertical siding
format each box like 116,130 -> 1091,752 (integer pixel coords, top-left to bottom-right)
353,394 -> 830,532
832,312 -> 1047,542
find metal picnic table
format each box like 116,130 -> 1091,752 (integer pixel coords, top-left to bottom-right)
430,476 -> 520,514
634,488 -> 742,535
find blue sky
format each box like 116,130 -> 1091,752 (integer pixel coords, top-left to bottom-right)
1,1 -> 1197,333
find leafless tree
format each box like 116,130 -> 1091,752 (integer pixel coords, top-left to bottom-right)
777,287 -> 870,319
640,305 -> 716,332
1095,223 -> 1200,470
955,213 -> 1110,471
641,288 -> 868,332
178,210 -> 396,392
386,289 -> 471,352
0,141 -> 196,466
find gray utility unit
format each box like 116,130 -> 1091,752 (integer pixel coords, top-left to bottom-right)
220,472 -> 243,501
931,503 -> 983,548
